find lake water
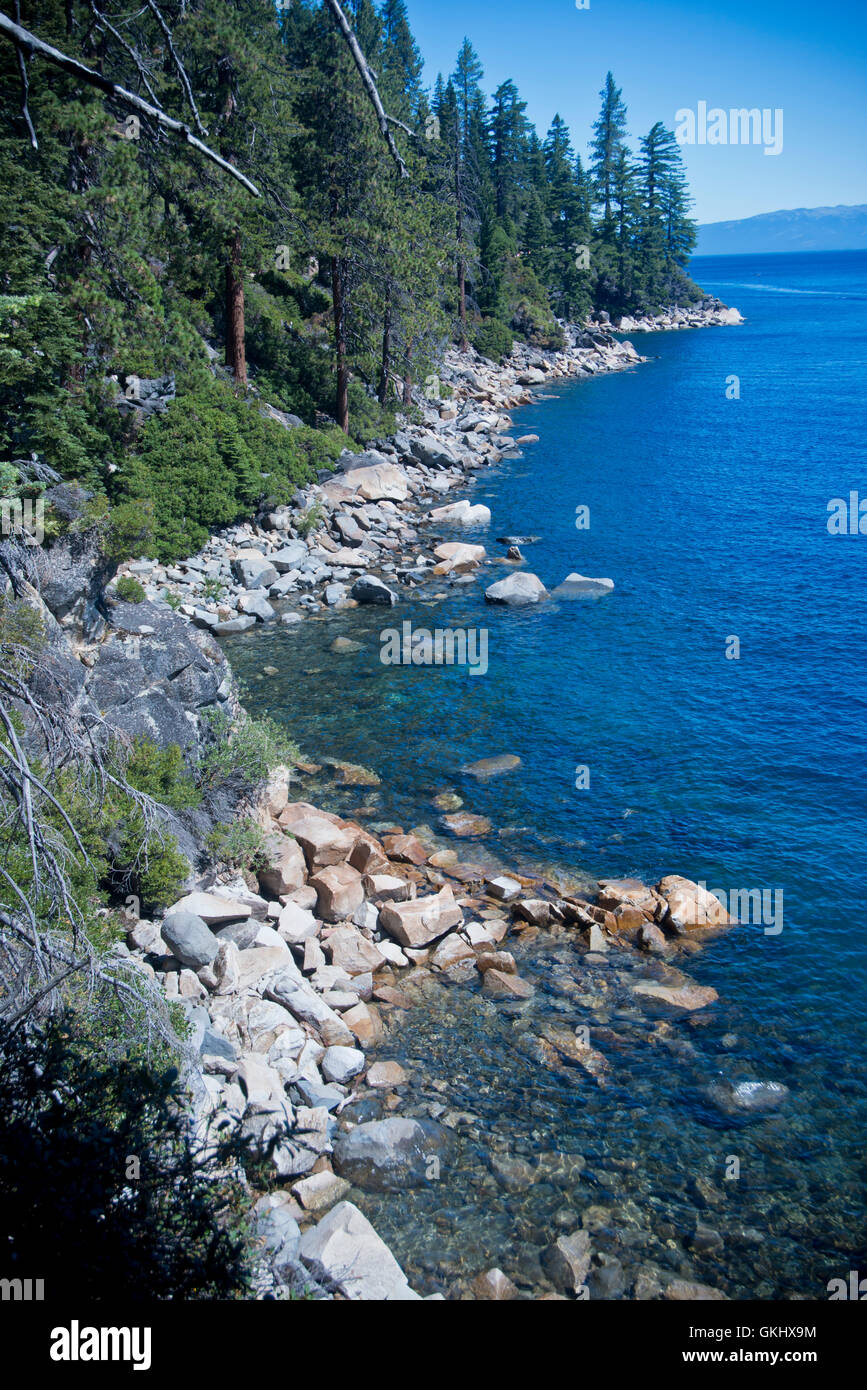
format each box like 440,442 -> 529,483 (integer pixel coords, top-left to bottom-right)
226,251 -> 867,1298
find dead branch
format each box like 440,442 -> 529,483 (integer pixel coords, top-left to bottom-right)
0,10 -> 260,196
323,0 -> 408,179
144,0 -> 205,136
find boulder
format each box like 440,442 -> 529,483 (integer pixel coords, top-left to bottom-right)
350,575 -> 397,607
542,1230 -> 592,1293
337,463 -> 409,503
321,1045 -> 365,1084
471,1268 -> 519,1300
277,902 -> 320,945
298,1201 -> 420,1300
257,834 -> 307,897
655,875 -> 731,932
485,572 -> 548,606
551,572 -> 615,599
161,912 -> 220,969
326,925 -> 386,976
409,433 -> 462,470
462,754 -> 521,779
237,591 -> 276,622
430,499 -> 491,526
365,1061 -> 408,1089
270,541 -> 309,572
291,1171 -> 351,1215
333,1118 -> 451,1191
482,969 -> 533,1000
265,970 -> 354,1046
310,862 -> 365,923
168,892 -> 253,926
706,1079 -> 789,1116
632,980 -> 719,1011
289,816 -> 357,870
231,551 -> 278,590
378,885 -> 463,949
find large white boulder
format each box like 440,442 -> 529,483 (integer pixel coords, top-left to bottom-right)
298,1201 -> 420,1300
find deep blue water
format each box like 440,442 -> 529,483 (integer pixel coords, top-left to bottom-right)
228,251 -> 867,1295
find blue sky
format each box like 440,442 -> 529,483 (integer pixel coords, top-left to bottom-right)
403,0 -> 867,224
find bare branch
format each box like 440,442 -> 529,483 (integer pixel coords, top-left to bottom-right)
87,0 -> 162,110
0,10 -> 260,196
12,0 -> 36,147
144,0 -> 206,136
323,0 -> 408,179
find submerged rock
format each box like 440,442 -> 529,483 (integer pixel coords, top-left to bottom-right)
461,753 -> 521,778
706,1079 -> 789,1115
333,1117 -> 452,1191
551,572 -> 615,598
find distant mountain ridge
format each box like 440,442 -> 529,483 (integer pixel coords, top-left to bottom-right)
694,204 -> 867,256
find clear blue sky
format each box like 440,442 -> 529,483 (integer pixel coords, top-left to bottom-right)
403,0 -> 867,223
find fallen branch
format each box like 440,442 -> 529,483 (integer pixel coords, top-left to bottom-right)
323,0 -> 408,179
0,10 -> 260,195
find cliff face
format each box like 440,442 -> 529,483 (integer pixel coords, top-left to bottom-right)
9,529 -> 242,883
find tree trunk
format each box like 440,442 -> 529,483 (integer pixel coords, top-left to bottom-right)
403,337 -> 413,409
378,297 -> 391,406
455,146 -> 467,351
225,228 -> 247,386
331,255 -> 349,432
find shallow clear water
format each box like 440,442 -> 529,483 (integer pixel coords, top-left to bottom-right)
226,251 -> 867,1297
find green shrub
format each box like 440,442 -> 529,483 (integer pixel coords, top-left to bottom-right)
197,710 -> 299,793
120,373 -> 324,562
206,818 -> 268,873
0,1018 -> 252,1300
296,499 -> 325,537
473,318 -> 515,364
202,577 -> 225,603
125,739 -> 201,810
115,574 -> 145,604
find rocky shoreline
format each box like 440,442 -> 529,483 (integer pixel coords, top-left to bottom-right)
33,297 -> 756,1300
127,776 -> 744,1301
114,298 -> 743,629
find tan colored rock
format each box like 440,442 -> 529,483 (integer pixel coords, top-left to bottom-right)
289,816 -> 357,871
235,945 -> 293,990
430,933 -> 476,970
542,1231 -> 592,1294
596,877 -> 657,919
362,872 -> 412,902
326,925 -> 386,976
382,833 -> 428,865
476,950 -> 516,975
632,980 -> 719,1010
291,1170 -> 351,1214
471,1268 -> 519,1300
665,1279 -> 729,1301
655,875 -> 731,931
303,937 -> 326,973
441,811 -> 492,837
277,901 -> 320,945
341,1001 -> 384,1046
170,891 -> 252,925
512,898 -> 550,927
482,969 -> 533,1000
348,833 -> 389,875
428,849 -> 458,868
279,800 -> 343,828
310,862 -> 365,923
379,884 -> 463,949
257,833 -> 307,897
365,1060 -> 408,1088
259,766 -> 292,819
